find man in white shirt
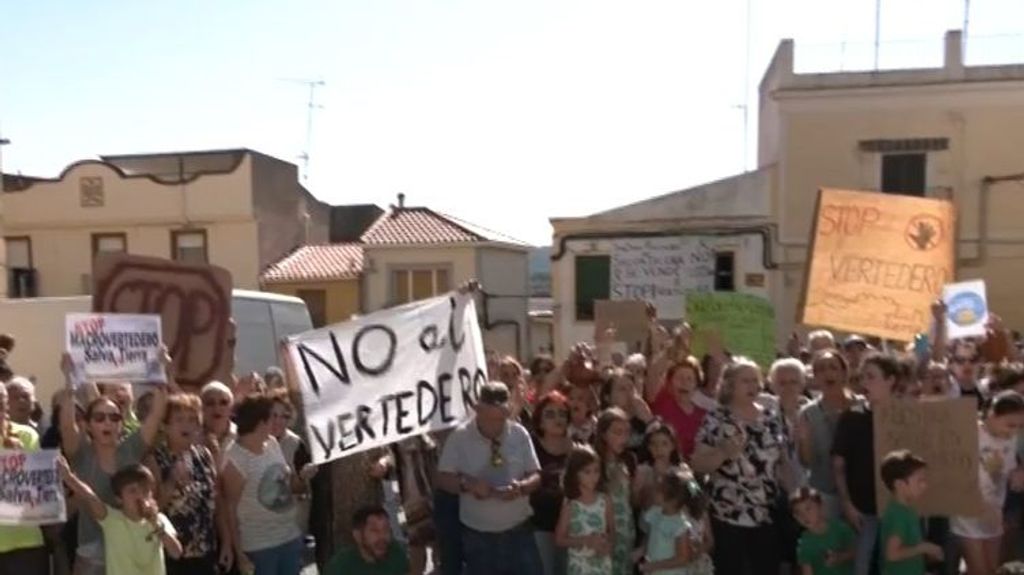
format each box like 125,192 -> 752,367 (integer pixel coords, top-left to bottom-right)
438,381 -> 543,575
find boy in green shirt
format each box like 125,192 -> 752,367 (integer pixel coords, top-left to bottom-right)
879,450 -> 943,575
792,487 -> 856,575
58,459 -> 183,575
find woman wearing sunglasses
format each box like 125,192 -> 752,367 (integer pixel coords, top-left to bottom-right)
58,353 -> 169,575
529,390 -> 572,575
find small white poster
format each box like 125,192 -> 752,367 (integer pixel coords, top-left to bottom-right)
0,449 -> 67,526
65,313 -> 166,385
942,280 -> 988,340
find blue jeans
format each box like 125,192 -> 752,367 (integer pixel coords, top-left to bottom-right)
463,522 -> 543,575
246,537 -> 304,575
434,491 -> 463,575
854,515 -> 879,575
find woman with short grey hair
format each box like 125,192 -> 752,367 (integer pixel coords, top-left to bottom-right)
692,358 -> 786,575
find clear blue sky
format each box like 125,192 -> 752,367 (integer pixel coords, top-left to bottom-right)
2,0 -> 1022,245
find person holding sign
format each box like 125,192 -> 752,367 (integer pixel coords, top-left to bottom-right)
59,352 -> 169,575
0,383 -> 49,574
951,391 -> 1024,575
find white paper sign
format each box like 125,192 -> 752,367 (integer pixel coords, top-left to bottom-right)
287,293 -> 487,465
65,313 -> 166,385
942,280 -> 988,340
0,449 -> 67,526
610,237 -> 716,319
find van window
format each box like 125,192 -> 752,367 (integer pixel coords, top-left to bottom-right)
270,301 -> 315,342
232,298 -> 277,377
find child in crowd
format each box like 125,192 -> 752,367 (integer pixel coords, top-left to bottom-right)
597,407 -> 637,574
637,469 -> 713,575
568,384 -> 598,444
952,390 -> 1024,575
632,419 -> 688,511
556,444 -> 614,575
58,459 -> 183,575
792,487 -> 855,575
879,450 -> 943,575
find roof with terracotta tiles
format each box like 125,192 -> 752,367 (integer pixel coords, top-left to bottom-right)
260,243 -> 364,283
359,207 -> 528,247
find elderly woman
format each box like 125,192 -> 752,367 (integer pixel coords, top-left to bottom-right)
200,381 -> 236,466
692,358 -> 785,575
760,358 -> 810,490
59,354 -> 167,575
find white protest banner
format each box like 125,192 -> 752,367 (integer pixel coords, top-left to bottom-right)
286,292 -> 487,465
942,280 -> 988,340
65,313 -> 166,385
610,237 -> 715,319
0,449 -> 67,526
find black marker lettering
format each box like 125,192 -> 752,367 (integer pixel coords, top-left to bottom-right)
296,331 -> 351,396
448,297 -> 465,352
353,324 -> 397,376
417,380 -> 438,425
308,423 -> 335,461
355,405 -> 375,443
337,413 -> 358,452
394,391 -> 415,434
437,373 -> 454,423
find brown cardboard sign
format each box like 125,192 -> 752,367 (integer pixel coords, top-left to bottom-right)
873,398 -> 983,517
92,254 -> 233,391
595,300 -> 648,346
800,188 -> 955,341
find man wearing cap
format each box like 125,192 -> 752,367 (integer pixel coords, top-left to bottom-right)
438,381 -> 543,575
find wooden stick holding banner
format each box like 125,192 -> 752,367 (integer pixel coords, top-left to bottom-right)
286,291 -> 488,465
0,449 -> 67,526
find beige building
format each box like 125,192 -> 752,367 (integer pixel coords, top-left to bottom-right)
550,30 -> 1024,357
263,195 -> 533,359
2,149 -> 329,296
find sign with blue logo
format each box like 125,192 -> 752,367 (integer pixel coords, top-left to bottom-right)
942,280 -> 988,339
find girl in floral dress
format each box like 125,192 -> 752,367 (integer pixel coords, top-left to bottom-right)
638,470 -> 714,575
556,445 -> 614,575
597,407 -> 637,574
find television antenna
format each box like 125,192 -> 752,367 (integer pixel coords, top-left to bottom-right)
280,78 -> 325,182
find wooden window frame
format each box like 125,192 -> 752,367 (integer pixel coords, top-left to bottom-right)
713,251 -> 736,292
170,229 -> 209,264
389,265 -> 453,306
574,254 -> 611,321
4,236 -> 33,269
91,232 -> 128,259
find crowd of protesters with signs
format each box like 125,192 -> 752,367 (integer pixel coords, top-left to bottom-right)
5,280 -> 1024,575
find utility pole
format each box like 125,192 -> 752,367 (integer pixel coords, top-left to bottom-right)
873,0 -> 882,70
281,78 -> 325,182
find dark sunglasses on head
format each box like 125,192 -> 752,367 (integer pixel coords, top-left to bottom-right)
91,412 -> 123,423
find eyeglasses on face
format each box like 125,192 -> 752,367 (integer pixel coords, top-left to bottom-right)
91,412 -> 123,423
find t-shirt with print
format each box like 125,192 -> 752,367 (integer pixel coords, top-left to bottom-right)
830,404 -> 876,514
225,436 -> 300,552
0,422 -> 44,554
438,419 -> 540,533
951,423 -> 1018,538
72,431 -> 148,550
324,540 -> 410,575
797,519 -> 856,575
695,406 -> 784,527
99,506 -> 177,575
880,501 -> 924,575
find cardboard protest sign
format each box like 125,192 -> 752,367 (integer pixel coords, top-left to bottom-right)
942,280 -> 988,340
286,292 -> 487,465
93,254 -> 233,391
687,292 -> 776,368
800,188 -> 955,342
873,398 -> 983,517
0,450 -> 67,526
595,300 -> 648,349
65,313 -> 165,385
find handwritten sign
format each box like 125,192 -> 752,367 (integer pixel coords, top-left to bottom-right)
595,300 -> 648,349
0,450 -> 66,526
610,237 -> 715,319
943,280 -> 988,340
800,189 -> 955,341
687,292 -> 776,368
93,254 -> 233,391
286,292 -> 487,465
65,313 -> 165,385
873,398 -> 983,517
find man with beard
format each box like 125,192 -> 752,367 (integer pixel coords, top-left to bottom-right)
323,505 -> 409,575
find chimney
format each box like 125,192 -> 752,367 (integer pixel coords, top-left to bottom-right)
397,192 -> 406,209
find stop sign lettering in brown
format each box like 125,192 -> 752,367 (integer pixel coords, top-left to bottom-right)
93,254 -> 234,391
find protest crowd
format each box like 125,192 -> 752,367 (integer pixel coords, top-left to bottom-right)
3,283 -> 1024,575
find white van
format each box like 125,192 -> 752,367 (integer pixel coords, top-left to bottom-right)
0,289 -> 313,407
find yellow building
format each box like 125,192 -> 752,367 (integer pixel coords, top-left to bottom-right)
550,30 -> 1024,357
262,195 -> 533,359
2,148 -> 330,295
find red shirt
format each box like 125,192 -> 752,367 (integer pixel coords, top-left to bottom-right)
651,386 -> 707,460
